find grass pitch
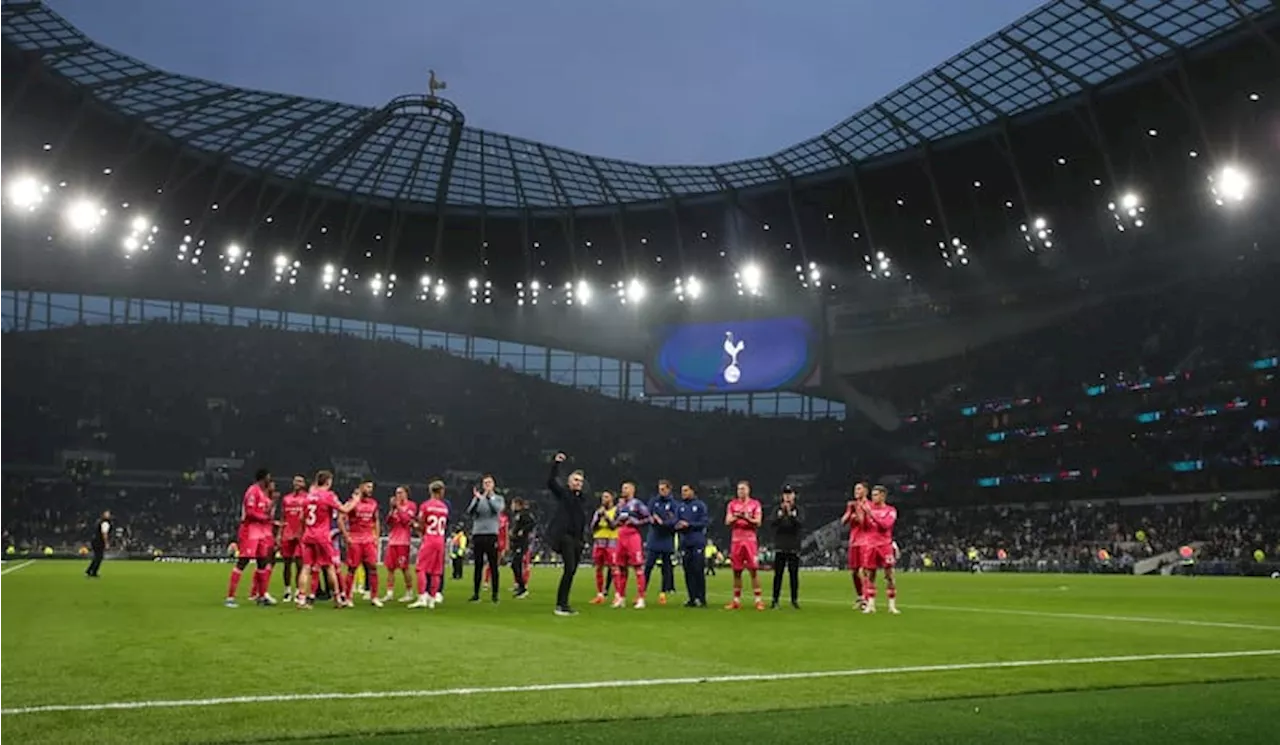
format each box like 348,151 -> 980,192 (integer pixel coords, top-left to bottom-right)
1,561 -> 1277,744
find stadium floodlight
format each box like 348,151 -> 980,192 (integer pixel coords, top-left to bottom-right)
8,176 -> 47,211
1210,165 -> 1251,207
626,277 -> 646,304
865,250 -> 894,279
686,276 -> 703,300
939,237 -> 970,267
1108,192 -> 1146,231
1020,217 -> 1054,252
131,216 -> 150,233
433,279 -> 446,300
65,199 -> 104,234
796,262 -> 822,287
226,244 -> 242,260
370,274 -> 384,295
576,280 -> 592,305
468,277 -> 479,290
735,262 -> 763,296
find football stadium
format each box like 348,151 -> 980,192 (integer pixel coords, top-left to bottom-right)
3,0 -> 1279,742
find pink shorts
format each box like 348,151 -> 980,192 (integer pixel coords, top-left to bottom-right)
731,540 -> 758,572
384,544 -> 410,570
847,543 -> 864,571
592,542 -> 618,567
239,535 -> 271,560
617,532 -> 644,567
279,538 -> 302,560
417,541 -> 445,576
859,544 -> 895,570
346,542 -> 378,568
301,539 -> 335,568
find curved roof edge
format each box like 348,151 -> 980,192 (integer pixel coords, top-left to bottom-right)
3,0 -> 1273,212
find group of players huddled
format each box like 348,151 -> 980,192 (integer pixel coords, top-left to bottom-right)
224,464 -> 899,615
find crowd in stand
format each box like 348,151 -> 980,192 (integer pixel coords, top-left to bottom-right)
2,262 -> 1278,573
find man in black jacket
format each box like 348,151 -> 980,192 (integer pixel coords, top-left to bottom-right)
770,486 -> 803,609
545,452 -> 588,616
509,498 -> 536,599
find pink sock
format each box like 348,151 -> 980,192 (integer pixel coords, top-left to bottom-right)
227,568 -> 243,599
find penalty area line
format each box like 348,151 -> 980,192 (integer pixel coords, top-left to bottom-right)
0,560 -> 35,577
3,649 -> 1278,716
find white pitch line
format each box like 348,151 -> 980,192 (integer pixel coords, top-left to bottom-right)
0,560 -> 35,577
905,604 -> 1280,632
3,649 -> 1277,716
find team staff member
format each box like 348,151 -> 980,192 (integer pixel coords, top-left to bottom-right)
85,509 -> 112,578
545,451 -> 589,617
467,475 -> 505,604
644,480 -> 679,604
509,498 -> 535,598
770,486 -> 803,609
449,527 -> 467,580
673,484 -> 709,607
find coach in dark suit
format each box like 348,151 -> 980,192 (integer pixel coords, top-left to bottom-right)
545,452 -> 588,616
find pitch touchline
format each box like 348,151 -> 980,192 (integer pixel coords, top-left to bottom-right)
906,604 -> 1280,632
3,649 -> 1277,716
0,560 -> 34,577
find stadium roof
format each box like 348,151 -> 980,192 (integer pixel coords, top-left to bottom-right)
2,0 -> 1274,213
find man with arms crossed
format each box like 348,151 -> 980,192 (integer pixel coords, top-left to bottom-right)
614,481 -> 650,609
279,475 -> 309,603
860,485 -> 900,614
841,482 -> 870,610
410,480 -> 450,609
383,486 -> 417,603
545,452 -> 589,616
724,480 -> 765,611
674,484 -> 709,607
225,469 -> 275,608
297,470 -> 360,609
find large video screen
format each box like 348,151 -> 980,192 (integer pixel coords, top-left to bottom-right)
645,316 -> 821,395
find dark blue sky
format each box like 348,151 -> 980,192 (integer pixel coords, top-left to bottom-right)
49,0 -> 1043,164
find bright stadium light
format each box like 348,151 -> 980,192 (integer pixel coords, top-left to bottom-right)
675,276 -> 703,302
1108,192 -> 1146,231
1210,165 -> 1251,207
131,215 -> 150,233
7,176 -> 47,211
433,279 -> 447,300
626,277 -> 646,304
576,280 -> 592,305
1020,217 -> 1054,252
65,199 -> 104,233
735,262 -> 763,296
370,274 -> 384,295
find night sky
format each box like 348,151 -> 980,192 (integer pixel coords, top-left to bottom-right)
48,0 -> 1042,164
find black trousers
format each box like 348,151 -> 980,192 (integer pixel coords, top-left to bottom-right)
511,545 -> 529,592
681,544 -> 706,603
553,535 -> 581,608
472,534 -> 500,599
86,541 -> 105,576
644,550 -> 676,593
772,551 -> 800,603
451,556 -> 464,579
